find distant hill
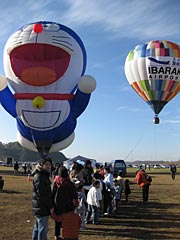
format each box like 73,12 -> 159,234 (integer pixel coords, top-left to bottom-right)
0,141 -> 68,163
126,160 -> 180,165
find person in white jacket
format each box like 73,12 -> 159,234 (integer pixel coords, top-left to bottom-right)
103,167 -> 114,215
85,180 -> 100,225
93,172 -> 104,216
103,167 -> 114,188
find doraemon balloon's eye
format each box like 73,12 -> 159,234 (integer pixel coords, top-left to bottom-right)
20,23 -> 60,32
42,23 -> 60,32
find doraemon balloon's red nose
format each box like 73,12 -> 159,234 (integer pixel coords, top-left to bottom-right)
33,23 -> 43,33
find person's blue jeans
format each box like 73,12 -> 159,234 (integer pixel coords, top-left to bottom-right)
32,216 -> 49,240
85,204 -> 99,224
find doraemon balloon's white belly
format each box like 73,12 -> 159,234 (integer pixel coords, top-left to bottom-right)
16,99 -> 70,130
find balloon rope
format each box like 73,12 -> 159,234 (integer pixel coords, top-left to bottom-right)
124,135 -> 143,161
152,124 -> 158,162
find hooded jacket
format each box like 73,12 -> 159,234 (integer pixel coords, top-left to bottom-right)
135,170 -> 150,188
53,175 -> 78,215
32,164 -> 53,216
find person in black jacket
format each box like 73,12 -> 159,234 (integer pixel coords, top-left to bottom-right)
82,160 -> 94,197
52,166 -> 78,240
32,158 -> 54,240
170,164 -> 177,180
0,176 -> 4,192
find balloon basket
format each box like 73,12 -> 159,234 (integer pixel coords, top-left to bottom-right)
153,116 -> 160,124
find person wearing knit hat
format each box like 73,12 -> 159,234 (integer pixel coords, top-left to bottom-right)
53,166 -> 78,240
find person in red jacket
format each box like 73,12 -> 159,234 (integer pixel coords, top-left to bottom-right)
135,169 -> 151,204
52,166 -> 78,240
51,211 -> 81,240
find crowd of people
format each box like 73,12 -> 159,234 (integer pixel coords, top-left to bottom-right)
14,161 -> 32,175
2,158 -> 178,239
31,158 -> 133,240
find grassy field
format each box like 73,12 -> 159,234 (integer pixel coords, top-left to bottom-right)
0,167 -> 180,240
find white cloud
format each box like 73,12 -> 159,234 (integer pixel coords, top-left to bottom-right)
0,0 -> 56,40
118,84 -> 131,92
61,0 -> 180,40
117,106 -> 127,111
117,105 -> 144,112
163,119 -> 180,125
161,117 -> 180,133
89,63 -> 105,70
1,0 -> 179,43
88,55 -> 123,70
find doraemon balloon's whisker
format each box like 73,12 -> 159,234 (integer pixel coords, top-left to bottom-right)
8,38 -> 23,44
10,36 -> 23,40
52,42 -> 74,53
52,36 -> 71,40
52,39 -> 73,46
8,40 -> 22,46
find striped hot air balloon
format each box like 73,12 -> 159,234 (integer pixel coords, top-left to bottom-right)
125,40 -> 180,124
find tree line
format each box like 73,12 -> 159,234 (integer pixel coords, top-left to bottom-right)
0,141 -> 68,163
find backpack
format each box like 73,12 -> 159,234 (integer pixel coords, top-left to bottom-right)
146,175 -> 152,183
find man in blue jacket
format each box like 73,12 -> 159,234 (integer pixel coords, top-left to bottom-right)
32,158 -> 54,240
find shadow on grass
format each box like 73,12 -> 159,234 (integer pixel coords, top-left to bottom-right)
1,189 -> 25,194
0,169 -> 14,175
81,201 -> 180,239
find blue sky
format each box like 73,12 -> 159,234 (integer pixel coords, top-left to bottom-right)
0,0 -> 180,162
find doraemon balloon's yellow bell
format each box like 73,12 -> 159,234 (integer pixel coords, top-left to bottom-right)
32,96 -> 45,109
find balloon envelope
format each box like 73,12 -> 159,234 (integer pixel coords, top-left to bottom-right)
125,40 -> 180,119
0,21 -> 95,156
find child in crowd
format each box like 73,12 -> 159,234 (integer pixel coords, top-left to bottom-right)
85,180 -> 100,225
116,172 -> 125,200
125,179 -> 131,202
76,184 -> 88,230
112,179 -> 121,211
93,172 -> 104,217
51,211 -> 81,240
0,176 -> 4,192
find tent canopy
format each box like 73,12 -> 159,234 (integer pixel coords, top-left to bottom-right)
63,155 -> 97,169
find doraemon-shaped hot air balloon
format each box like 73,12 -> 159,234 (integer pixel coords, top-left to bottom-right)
125,40 -> 180,124
0,21 -> 96,156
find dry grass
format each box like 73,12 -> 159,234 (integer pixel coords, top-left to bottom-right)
0,168 -> 180,240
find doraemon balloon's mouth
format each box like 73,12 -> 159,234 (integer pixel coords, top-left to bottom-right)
10,44 -> 70,86
22,110 -> 61,129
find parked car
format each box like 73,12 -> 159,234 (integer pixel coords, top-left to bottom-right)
108,159 -> 127,176
154,164 -> 161,169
